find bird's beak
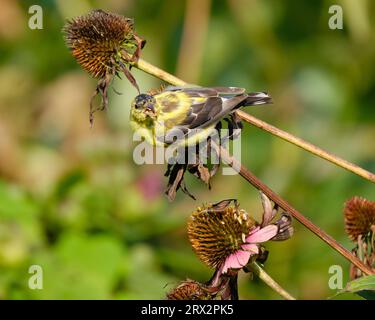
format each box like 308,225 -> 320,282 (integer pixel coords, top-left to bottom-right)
145,103 -> 154,113
144,103 -> 156,119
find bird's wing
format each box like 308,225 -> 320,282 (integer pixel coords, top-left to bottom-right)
155,87 -> 249,145
155,87 -> 271,145
184,95 -> 248,129
159,87 -> 249,128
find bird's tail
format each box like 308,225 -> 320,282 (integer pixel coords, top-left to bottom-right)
241,92 -> 272,106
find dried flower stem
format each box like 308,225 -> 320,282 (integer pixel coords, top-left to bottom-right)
136,58 -> 187,86
135,58 -> 375,183
236,110 -> 375,183
247,262 -> 296,300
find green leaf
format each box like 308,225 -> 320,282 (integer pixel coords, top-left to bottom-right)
338,275 -> 375,300
356,290 -> 375,300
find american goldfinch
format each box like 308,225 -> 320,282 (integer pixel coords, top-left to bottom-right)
129,86 -> 272,147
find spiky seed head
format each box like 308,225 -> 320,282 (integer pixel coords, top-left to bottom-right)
63,9 -> 135,78
188,203 -> 257,269
63,9 -> 145,125
167,280 -> 214,300
344,196 -> 375,241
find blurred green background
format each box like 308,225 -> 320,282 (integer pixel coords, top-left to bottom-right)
0,0 -> 374,299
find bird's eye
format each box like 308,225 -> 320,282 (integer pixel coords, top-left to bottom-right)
134,100 -> 144,109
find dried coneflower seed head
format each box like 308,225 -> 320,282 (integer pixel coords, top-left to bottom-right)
63,9 -> 145,125
64,9 -> 137,78
188,201 -> 256,269
344,196 -> 375,241
167,280 -> 214,300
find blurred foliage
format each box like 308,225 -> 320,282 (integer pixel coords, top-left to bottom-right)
0,0 -> 374,299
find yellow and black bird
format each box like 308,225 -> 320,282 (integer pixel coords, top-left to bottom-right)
130,86 -> 272,147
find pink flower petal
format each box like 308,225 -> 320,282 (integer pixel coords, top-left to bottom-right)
248,226 -> 260,236
241,243 -> 259,254
222,250 -> 251,274
246,225 -> 278,243
209,266 -> 223,287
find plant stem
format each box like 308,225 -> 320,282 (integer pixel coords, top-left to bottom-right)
136,59 -> 187,86
135,58 -> 375,183
133,58 -> 375,276
214,143 -> 374,276
236,110 -> 375,183
247,262 -> 296,300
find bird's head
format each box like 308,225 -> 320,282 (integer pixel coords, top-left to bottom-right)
130,93 -> 157,123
